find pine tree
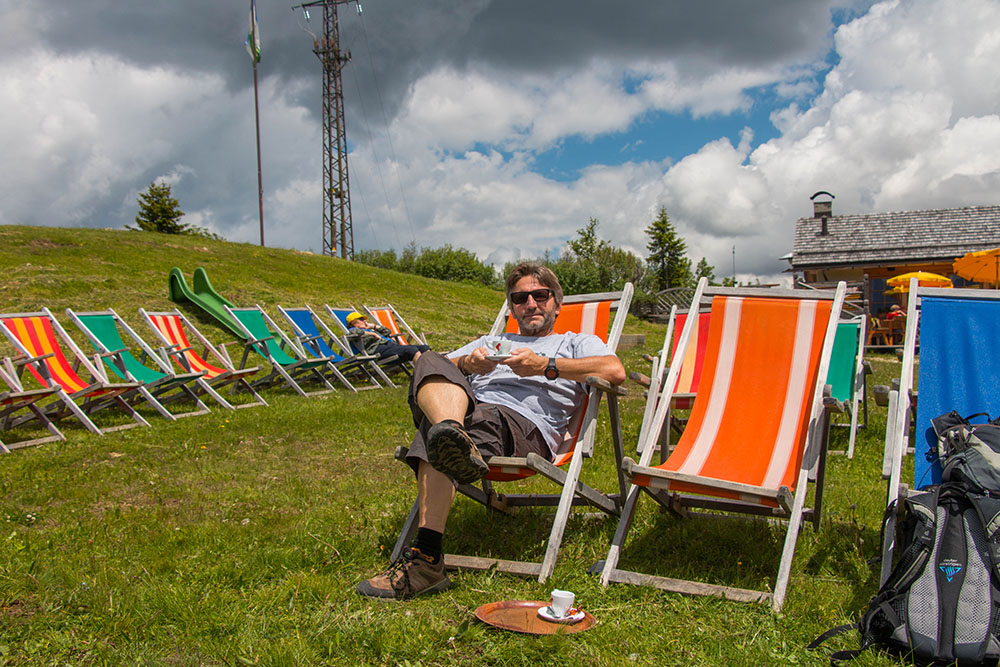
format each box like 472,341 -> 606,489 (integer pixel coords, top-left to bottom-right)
645,207 -> 691,289
132,181 -> 187,234
695,257 -> 716,284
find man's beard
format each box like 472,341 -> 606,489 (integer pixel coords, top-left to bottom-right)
516,307 -> 558,336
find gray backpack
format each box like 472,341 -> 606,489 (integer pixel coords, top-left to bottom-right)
810,412 -> 1000,665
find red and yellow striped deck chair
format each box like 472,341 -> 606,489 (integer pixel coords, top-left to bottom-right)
599,279 -> 846,612
0,309 -> 149,435
0,359 -> 64,453
391,286 -> 633,583
140,308 -> 268,410
363,304 -> 427,346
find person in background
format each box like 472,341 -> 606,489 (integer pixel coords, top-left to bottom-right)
345,312 -> 430,363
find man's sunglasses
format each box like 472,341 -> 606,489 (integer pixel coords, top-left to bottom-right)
509,289 -> 553,305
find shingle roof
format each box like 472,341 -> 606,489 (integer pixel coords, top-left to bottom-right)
790,205 -> 1000,269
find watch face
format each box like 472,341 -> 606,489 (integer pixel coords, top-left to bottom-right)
545,358 -> 558,379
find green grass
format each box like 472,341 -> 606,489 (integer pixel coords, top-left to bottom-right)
0,226 -> 912,665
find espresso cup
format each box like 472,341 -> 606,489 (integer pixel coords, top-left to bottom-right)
549,589 -> 575,617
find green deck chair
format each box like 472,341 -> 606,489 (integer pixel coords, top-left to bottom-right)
66,308 -> 211,421
825,316 -> 869,458
225,305 -> 341,397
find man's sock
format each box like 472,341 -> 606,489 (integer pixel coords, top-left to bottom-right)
438,418 -> 464,430
414,527 -> 444,563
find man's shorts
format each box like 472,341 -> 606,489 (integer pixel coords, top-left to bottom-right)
404,352 -> 551,475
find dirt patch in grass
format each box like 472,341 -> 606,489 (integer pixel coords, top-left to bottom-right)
1,599 -> 38,621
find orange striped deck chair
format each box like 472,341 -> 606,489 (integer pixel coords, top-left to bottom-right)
140,308 -> 268,410
390,286 -> 633,583
0,359 -> 64,452
628,305 -> 712,461
599,279 -> 846,612
0,309 -> 149,435
363,304 -> 427,346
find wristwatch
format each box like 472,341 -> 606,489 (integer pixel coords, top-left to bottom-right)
544,357 -> 559,380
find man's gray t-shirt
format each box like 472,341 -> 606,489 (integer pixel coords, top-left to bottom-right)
447,332 -> 614,455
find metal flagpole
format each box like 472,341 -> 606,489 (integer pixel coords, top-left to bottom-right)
253,56 -> 264,247
246,0 -> 264,246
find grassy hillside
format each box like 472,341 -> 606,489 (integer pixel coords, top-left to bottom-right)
0,226 -> 905,666
0,225 -> 511,354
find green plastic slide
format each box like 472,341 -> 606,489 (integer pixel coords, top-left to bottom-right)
168,267 -> 246,340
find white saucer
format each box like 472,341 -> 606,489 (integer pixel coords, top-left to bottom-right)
537,605 -> 585,624
486,354 -> 512,361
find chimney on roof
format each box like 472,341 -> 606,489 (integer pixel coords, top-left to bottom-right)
810,191 -> 834,236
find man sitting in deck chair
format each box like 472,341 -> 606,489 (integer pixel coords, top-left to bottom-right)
344,311 -> 430,364
356,263 -> 626,600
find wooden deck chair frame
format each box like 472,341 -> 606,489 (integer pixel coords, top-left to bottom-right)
0,359 -> 64,453
66,308 -> 211,421
879,282 -> 1000,584
225,305 -> 341,397
323,304 -> 410,377
276,305 -> 393,390
363,303 -> 428,346
0,309 -> 150,435
139,308 -> 268,410
598,278 -> 846,612
390,284 -> 633,583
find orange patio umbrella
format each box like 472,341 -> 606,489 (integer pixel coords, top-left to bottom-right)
953,248 -> 1000,287
884,271 -> 953,294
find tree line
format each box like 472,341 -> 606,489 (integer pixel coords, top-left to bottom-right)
132,181 -> 719,317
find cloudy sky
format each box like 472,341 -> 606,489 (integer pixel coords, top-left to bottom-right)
2,0 -> 999,282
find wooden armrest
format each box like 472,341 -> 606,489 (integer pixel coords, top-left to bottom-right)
628,370 -> 651,389
97,347 -> 128,359
586,376 -> 626,396
15,352 -> 55,366
245,334 -> 274,346
218,340 -> 240,349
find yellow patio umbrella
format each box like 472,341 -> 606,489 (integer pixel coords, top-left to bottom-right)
884,271 -> 953,294
953,248 -> 1000,287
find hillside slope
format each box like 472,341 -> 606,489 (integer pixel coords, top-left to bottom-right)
0,226 -> 507,352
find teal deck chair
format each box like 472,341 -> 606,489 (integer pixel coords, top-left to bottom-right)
277,305 -> 395,390
226,306 -> 340,397
66,308 -> 211,421
825,316 -> 869,458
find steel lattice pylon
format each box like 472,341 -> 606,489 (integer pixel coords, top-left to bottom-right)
307,0 -> 354,259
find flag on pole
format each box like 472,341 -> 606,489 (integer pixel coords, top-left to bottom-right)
244,0 -> 261,63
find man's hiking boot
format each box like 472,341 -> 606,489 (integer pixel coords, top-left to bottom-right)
355,547 -> 450,600
426,421 -> 488,484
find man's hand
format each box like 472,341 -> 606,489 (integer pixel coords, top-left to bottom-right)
462,346 -> 500,375
502,348 -> 547,377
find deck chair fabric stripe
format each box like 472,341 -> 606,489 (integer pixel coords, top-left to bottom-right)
4,317 -> 91,394
827,321 -> 860,404
148,314 -> 228,379
641,296 -> 830,502
913,295 -> 1000,488
504,301 -> 611,341
368,308 -> 405,340
671,311 -> 710,400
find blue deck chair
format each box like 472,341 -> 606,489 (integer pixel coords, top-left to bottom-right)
276,305 -> 394,390
225,305 -> 341,397
66,308 -> 212,421
324,304 -> 410,376
881,282 -> 1000,583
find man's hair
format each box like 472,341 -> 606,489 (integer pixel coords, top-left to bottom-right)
505,262 -> 563,305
